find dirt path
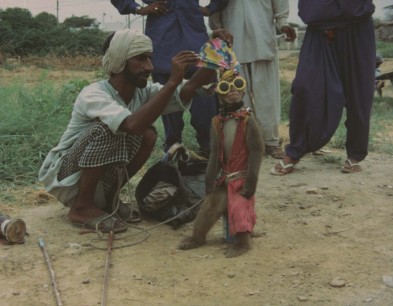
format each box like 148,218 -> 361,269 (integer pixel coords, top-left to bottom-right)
1,150 -> 393,306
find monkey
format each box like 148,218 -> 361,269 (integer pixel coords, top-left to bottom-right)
178,70 -> 264,258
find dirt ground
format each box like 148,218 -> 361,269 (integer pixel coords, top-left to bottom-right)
1,54 -> 393,306
1,151 -> 393,306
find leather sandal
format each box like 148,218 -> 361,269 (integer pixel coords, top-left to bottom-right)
341,159 -> 362,173
270,160 -> 295,176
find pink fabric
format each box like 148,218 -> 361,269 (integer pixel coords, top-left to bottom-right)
227,179 -> 256,236
214,109 -> 256,235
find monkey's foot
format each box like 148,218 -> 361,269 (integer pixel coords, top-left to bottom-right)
250,231 -> 265,238
225,244 -> 251,258
178,237 -> 205,250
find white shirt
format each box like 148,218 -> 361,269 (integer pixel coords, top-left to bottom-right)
210,0 -> 290,63
38,79 -> 190,206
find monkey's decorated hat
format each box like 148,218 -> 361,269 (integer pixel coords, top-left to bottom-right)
196,38 -> 240,77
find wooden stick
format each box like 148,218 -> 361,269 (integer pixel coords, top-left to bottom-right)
38,238 -> 63,306
101,231 -> 114,306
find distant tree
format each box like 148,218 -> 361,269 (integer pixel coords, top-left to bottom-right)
63,15 -> 98,28
0,22 -> 13,49
35,12 -> 58,28
55,28 -> 106,56
0,8 -> 35,30
0,8 -> 105,56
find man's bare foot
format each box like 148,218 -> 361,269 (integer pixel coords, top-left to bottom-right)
69,205 -> 127,233
68,205 -> 108,224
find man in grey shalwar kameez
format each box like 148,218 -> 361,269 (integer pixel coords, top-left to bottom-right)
209,0 -> 296,159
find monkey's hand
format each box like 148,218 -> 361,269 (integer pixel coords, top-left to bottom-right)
240,185 -> 255,199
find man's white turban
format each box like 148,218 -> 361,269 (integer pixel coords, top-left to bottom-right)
102,29 -> 153,75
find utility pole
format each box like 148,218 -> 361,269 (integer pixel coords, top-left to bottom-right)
102,13 -> 106,31
56,0 -> 59,24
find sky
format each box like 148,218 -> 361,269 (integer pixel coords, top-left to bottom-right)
0,0 -> 391,30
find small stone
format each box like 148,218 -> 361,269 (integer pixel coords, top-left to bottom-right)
68,242 -> 82,249
382,275 -> 393,287
297,296 -> 308,301
246,290 -> 260,296
306,188 -> 318,194
228,273 -> 236,278
330,278 -> 346,288
82,279 -> 90,284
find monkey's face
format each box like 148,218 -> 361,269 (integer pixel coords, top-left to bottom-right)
216,76 -> 246,105
218,88 -> 245,105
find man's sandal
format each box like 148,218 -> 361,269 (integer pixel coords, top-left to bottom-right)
270,160 -> 295,176
72,214 -> 127,233
341,159 -> 362,173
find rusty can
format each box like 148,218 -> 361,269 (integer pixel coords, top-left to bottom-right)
0,214 -> 26,243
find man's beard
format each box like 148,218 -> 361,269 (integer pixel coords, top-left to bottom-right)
124,66 -> 148,88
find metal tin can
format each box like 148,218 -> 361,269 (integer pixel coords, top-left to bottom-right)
0,214 -> 26,243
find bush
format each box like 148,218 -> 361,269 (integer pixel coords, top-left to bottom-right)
0,8 -> 106,57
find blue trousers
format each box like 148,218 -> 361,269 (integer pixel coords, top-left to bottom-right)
153,72 -> 218,152
285,17 -> 375,162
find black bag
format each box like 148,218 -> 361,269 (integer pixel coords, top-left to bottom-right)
135,145 -> 206,229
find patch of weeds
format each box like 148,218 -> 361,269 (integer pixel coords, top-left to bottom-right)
280,80 -> 291,121
376,41 -> 393,58
329,122 -> 346,150
317,155 -> 342,165
2,62 -> 18,71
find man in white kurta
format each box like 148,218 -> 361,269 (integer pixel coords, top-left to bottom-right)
38,29 -> 221,233
209,0 -> 296,158
39,80 -> 189,210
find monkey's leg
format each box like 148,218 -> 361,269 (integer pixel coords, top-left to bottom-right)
225,232 -> 251,258
178,187 -> 227,250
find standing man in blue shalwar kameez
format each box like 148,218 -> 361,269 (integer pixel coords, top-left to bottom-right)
111,0 -> 229,156
271,0 -> 376,175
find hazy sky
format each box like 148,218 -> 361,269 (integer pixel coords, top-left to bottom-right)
0,0 -> 391,27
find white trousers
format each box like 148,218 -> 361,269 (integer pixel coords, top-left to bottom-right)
240,55 -> 281,147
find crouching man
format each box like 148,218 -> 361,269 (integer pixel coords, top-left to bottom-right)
38,29 -> 231,233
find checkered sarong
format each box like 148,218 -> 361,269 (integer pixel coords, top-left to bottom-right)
58,120 -> 142,200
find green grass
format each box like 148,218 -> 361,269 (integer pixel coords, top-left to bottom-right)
0,75 -> 85,184
280,80 -> 292,121
376,40 -> 393,58
1,46 -> 393,186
